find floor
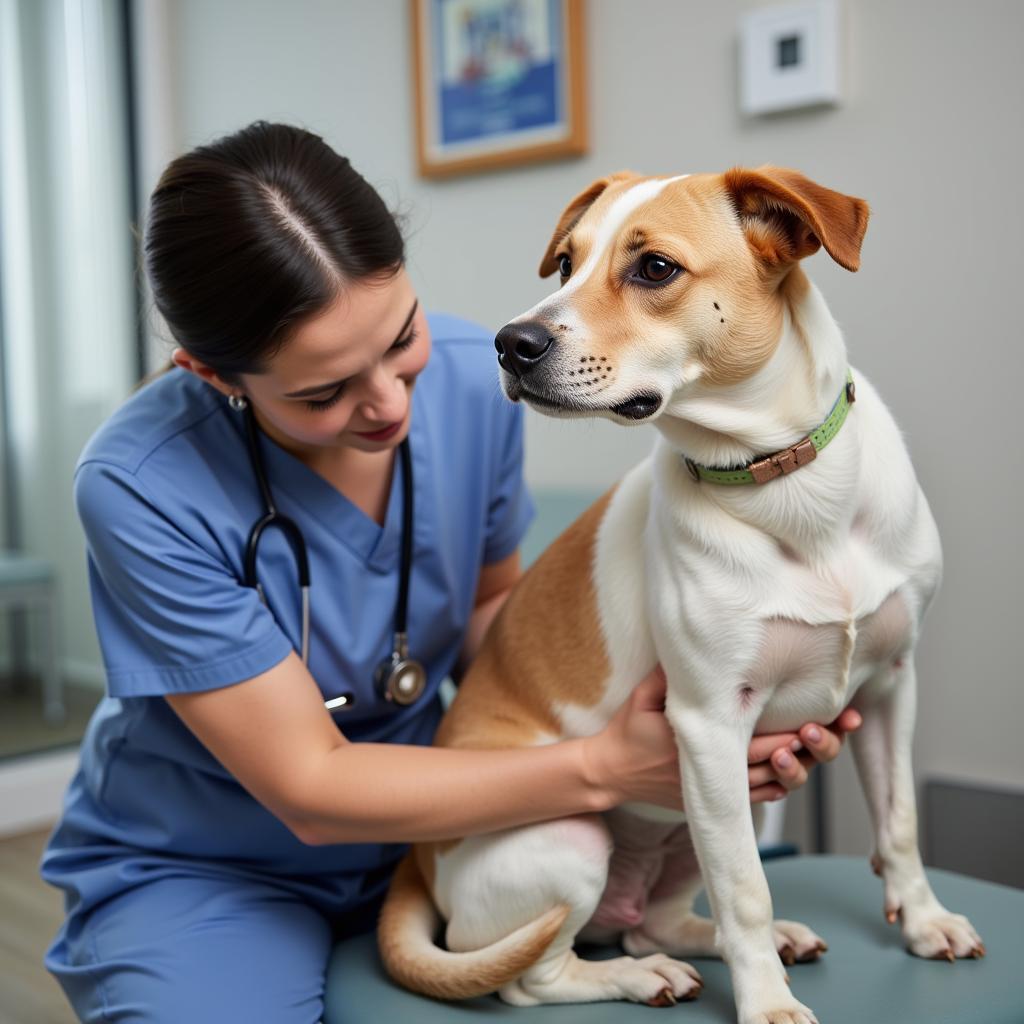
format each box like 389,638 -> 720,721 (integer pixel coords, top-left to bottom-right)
0,672 -> 92,1022
0,828 -> 76,1024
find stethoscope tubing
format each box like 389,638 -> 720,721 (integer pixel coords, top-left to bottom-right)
243,408 -> 312,658
241,404 -> 421,708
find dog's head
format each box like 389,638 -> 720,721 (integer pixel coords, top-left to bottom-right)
495,168 -> 869,422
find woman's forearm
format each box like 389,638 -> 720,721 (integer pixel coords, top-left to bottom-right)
293,736 -> 611,845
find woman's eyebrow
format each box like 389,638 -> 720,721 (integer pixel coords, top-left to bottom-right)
283,299 -> 419,398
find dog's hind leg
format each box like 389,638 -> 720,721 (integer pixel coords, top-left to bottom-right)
621,814 -> 827,965
438,814 -> 703,1007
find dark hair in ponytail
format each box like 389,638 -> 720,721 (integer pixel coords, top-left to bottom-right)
144,121 -> 405,381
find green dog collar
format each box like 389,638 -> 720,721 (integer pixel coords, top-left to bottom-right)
683,372 -> 856,486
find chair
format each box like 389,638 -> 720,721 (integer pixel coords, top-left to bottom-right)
0,550 -> 64,723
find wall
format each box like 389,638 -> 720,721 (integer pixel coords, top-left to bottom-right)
140,0 -> 1024,853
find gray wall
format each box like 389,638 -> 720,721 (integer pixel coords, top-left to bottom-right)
145,0 -> 1024,854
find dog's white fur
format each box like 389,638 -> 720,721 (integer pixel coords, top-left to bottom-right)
378,168 -> 983,1024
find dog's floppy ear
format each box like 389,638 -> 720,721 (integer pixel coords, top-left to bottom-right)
538,172 -> 638,278
724,167 -> 869,272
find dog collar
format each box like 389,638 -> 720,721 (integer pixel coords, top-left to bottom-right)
683,372 -> 856,486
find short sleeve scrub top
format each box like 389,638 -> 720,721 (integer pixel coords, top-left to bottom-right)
41,312 -> 534,955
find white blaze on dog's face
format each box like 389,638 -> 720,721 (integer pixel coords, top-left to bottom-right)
495,168 -> 868,422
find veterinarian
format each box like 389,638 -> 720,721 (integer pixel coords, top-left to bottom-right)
40,122 -> 861,1024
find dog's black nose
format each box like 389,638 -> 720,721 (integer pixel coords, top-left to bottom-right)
494,322 -> 554,377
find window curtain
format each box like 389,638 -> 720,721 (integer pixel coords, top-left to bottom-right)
0,0 -> 136,681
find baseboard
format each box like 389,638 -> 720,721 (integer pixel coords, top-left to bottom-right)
924,774 -> 1024,889
0,747 -> 78,837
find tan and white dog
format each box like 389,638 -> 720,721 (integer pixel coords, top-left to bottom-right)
378,167 -> 984,1024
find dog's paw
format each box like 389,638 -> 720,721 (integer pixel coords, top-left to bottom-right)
743,1002 -> 818,1024
901,909 -> 986,961
772,919 -> 828,965
500,951 -> 703,1007
626,954 -> 703,1006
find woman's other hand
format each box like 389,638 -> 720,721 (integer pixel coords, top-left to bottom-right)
584,666 -> 863,811
747,707 -> 863,803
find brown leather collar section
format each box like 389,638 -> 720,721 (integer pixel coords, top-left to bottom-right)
749,437 -> 818,483
683,375 -> 857,486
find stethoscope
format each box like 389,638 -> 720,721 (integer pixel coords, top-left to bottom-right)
240,403 -> 427,711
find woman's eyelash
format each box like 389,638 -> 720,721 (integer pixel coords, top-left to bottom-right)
306,386 -> 345,412
304,327 -> 419,412
391,326 -> 418,352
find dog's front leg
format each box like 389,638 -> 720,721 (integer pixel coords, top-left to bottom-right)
851,661 -> 985,960
665,697 -> 817,1024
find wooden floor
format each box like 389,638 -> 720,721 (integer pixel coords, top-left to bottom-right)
0,828 -> 77,1024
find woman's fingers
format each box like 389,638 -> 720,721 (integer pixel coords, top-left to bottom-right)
631,666 -> 668,709
747,731 -> 801,764
750,782 -> 787,804
748,750 -> 809,789
797,723 -> 840,763
834,707 -> 864,733
771,746 -> 809,790
797,708 -> 864,764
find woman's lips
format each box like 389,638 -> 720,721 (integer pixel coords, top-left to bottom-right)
355,421 -> 402,441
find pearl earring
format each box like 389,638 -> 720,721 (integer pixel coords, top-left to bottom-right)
228,393 -> 248,412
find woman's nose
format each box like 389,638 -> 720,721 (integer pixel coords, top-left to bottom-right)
360,369 -> 407,422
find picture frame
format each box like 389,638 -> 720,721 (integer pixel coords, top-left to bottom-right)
411,0 -> 587,179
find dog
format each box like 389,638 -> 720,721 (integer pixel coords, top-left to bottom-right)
378,167 -> 984,1024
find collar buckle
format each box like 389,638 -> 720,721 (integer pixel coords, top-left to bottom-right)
749,437 -> 817,485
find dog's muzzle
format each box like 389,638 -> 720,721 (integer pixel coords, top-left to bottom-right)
494,321 -> 554,377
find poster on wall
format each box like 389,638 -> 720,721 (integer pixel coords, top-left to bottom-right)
411,0 -> 587,178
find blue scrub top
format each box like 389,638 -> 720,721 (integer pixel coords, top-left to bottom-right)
42,312 -> 534,918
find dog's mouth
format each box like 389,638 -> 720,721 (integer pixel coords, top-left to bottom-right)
503,377 -> 559,409
610,393 -> 662,420
516,385 -> 563,410
506,378 -> 662,421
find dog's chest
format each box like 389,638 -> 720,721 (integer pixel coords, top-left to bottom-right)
590,457 -> 930,733
748,587 -> 912,732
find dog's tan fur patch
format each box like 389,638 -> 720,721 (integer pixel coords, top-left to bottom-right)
435,487 -> 616,758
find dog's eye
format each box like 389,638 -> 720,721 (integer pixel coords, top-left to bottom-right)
558,254 -> 572,279
638,254 -> 680,284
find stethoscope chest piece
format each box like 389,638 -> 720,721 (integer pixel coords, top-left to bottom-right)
375,632 -> 427,706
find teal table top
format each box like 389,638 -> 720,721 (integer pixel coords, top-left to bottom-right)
323,854 -> 1023,1024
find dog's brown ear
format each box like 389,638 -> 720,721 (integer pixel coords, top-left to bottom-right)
538,172 -> 638,278
724,167 -> 869,272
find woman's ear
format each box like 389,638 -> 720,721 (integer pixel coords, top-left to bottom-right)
172,348 -> 237,399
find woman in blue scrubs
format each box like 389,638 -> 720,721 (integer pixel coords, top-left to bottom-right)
40,122 -> 860,1023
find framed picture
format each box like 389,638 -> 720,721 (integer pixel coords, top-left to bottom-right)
411,0 -> 587,179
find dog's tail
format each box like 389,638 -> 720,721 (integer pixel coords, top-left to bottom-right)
377,851 -> 570,1001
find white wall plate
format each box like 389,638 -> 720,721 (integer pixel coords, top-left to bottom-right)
739,0 -> 840,116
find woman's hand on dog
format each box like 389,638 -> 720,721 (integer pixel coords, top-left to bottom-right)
746,707 -> 862,802
582,667 -> 687,810
584,666 -> 863,810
